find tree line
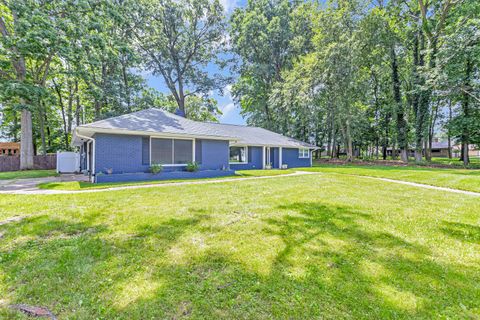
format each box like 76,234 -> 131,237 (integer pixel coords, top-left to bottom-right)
0,0 -> 479,169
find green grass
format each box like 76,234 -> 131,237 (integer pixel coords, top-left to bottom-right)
431,156 -> 480,167
305,163 -> 480,193
37,169 -> 295,190
0,173 -> 479,319
0,170 -> 58,180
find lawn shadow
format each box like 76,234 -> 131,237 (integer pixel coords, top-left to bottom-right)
0,212 -> 209,319
440,221 -> 480,243
1,203 -> 479,319
258,202 -> 480,318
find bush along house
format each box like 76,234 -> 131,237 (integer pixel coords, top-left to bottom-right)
72,108 -> 317,183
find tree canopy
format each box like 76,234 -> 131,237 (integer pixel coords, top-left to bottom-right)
1,0 -> 479,166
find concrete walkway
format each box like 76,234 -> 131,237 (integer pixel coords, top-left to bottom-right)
0,171 -> 478,197
0,171 -> 315,195
0,174 -> 89,194
359,175 -> 480,197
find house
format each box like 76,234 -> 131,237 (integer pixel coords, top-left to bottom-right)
0,142 -> 20,156
386,140 -> 460,158
72,108 -> 317,183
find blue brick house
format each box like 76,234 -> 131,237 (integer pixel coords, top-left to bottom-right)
72,108 -> 317,183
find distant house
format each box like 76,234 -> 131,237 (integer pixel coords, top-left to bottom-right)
72,108 -> 317,183
0,142 -> 20,156
386,140 -> 460,158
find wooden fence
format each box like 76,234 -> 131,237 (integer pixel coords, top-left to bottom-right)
0,154 -> 56,172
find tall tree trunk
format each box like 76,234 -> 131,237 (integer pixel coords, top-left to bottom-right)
461,57 -> 472,166
38,103 -> 47,155
447,100 -> 452,158
382,112 -> 389,160
16,60 -> 34,169
414,30 -> 427,162
75,80 -> 81,126
53,79 -> 70,150
20,109 -> 34,169
391,45 -> 408,163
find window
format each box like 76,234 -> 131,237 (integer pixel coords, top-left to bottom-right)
299,148 -> 309,158
142,137 -> 150,165
151,138 -> 173,164
230,146 -> 247,163
174,139 -> 193,164
150,138 -> 193,165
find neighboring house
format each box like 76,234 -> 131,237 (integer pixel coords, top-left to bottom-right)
72,108 -> 317,183
0,142 -> 20,156
386,140 -> 460,158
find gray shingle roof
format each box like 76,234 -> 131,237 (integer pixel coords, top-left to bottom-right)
77,108 -> 316,148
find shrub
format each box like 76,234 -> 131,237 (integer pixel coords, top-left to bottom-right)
186,161 -> 199,172
150,163 -> 163,174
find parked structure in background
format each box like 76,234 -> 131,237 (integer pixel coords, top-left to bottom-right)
386,139 -> 463,158
0,142 -> 20,156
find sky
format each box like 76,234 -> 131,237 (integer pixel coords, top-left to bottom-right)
146,0 -> 248,125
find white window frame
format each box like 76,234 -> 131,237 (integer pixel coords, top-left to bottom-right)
229,145 -> 248,164
299,148 -> 310,159
150,137 -> 195,166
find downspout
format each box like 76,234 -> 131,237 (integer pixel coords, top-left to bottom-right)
75,130 -> 96,183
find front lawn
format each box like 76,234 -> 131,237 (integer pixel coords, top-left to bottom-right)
304,163 -> 480,193
0,173 -> 479,319
0,169 -> 58,180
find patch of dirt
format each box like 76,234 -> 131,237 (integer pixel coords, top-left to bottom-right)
173,301 -> 192,319
10,304 -> 56,319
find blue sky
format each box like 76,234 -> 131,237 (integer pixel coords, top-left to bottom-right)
146,0 -> 248,125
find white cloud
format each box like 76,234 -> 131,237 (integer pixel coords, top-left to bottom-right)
220,102 -> 235,119
219,0 -> 238,13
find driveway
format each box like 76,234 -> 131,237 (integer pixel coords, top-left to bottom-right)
0,174 -> 89,193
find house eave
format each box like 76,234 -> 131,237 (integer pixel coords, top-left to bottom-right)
230,142 -> 318,149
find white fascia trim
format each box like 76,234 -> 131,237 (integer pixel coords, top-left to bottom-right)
230,143 -> 318,149
76,126 -> 235,141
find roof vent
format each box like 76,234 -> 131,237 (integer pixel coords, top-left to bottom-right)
174,108 -> 186,117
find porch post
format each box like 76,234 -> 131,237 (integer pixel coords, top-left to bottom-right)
192,139 -> 196,162
279,147 -> 283,169
262,146 -> 266,169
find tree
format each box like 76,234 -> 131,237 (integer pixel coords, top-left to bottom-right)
230,0 -> 314,130
130,0 -> 228,117
438,0 -> 480,165
0,1 -> 68,168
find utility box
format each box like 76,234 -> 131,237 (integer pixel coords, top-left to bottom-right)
56,151 -> 80,173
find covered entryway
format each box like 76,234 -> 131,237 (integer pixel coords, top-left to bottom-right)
263,147 -> 282,169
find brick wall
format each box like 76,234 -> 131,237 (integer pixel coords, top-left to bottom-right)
93,133 -> 230,174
